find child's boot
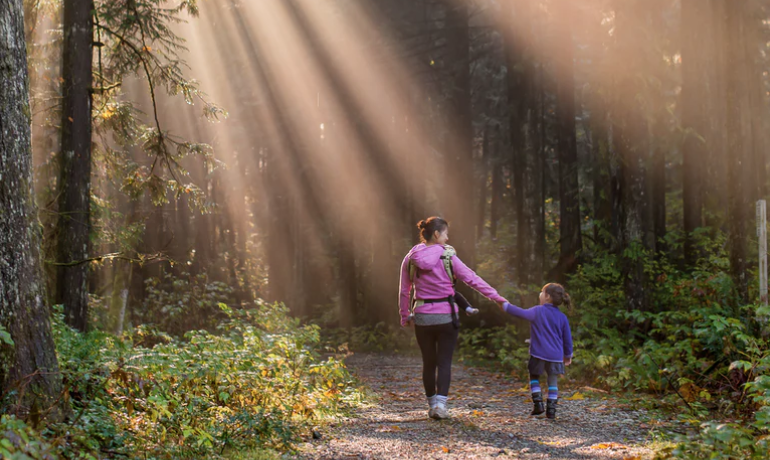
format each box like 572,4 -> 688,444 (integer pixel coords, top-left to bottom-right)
530,392 -> 545,416
546,399 -> 557,419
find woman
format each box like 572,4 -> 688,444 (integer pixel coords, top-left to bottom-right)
399,216 -> 507,419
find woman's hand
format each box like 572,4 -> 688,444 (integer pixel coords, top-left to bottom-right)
497,301 -> 507,311
564,357 -> 572,366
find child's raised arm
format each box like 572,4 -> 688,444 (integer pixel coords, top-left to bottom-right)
502,302 -> 538,322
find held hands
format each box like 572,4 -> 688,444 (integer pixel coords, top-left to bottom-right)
402,314 -> 415,328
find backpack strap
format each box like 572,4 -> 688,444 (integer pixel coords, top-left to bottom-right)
440,245 -> 457,286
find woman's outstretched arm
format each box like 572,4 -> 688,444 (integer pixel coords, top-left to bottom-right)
452,256 -> 507,304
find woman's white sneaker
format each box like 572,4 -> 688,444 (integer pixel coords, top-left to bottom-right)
432,402 -> 448,419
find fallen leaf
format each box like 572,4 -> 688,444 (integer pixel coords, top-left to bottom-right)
377,425 -> 402,432
565,392 -> 587,400
623,456 -> 641,460
591,442 -> 628,450
441,446 -> 450,453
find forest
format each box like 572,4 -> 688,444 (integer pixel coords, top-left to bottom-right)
1,0 -> 769,458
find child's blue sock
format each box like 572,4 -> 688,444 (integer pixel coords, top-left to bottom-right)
548,386 -> 558,400
530,379 -> 541,395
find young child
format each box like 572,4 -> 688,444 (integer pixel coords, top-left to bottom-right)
501,283 -> 573,419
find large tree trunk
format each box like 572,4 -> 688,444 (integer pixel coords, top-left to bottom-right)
614,2 -> 650,312
650,119 -> 667,253
553,0 -> 581,280
443,0 -> 475,268
681,0 -> 708,264
0,0 -> 65,420
55,0 -> 93,331
704,0 -> 729,229
724,1 -> 752,303
590,111 -> 612,246
506,0 -> 542,290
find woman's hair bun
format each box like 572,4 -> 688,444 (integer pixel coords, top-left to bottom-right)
416,217 -> 449,243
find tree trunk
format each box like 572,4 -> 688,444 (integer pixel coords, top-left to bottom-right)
681,0 -> 707,264
489,156 -> 503,239
443,0 -> 475,269
55,0 -> 93,332
614,2 -> 650,312
506,0 -> 542,289
554,0 -> 581,280
590,111 -> 612,245
724,1 -> 752,303
0,0 -> 66,420
705,0 -> 728,229
650,120 -> 667,253
477,130 -> 489,241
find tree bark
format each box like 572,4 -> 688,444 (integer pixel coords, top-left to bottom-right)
0,0 -> 66,420
476,130 -> 489,241
554,0 -> 581,280
506,0 -> 542,288
681,0 -> 708,264
650,120 -> 667,253
614,2 -> 650,312
724,1 -> 752,303
443,0 -> 475,269
56,0 -> 93,331
590,111 -> 612,246
489,156 -> 503,239
705,0 -> 728,229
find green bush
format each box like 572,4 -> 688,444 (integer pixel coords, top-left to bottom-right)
0,415 -> 57,459
39,301 -> 363,459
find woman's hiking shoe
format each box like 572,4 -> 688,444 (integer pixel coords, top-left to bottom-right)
530,392 -> 545,416
546,399 -> 557,419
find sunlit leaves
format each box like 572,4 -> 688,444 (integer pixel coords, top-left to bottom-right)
49,301 -> 361,458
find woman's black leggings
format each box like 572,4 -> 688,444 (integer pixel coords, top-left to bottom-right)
415,323 -> 459,397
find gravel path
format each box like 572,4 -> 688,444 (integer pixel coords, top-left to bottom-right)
298,353 -> 656,460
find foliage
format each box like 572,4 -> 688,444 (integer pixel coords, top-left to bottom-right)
137,270 -> 236,334
656,324 -> 770,459
26,302 -> 363,459
93,0 -> 226,208
322,322 -> 417,354
469,229 -> 770,457
0,415 -> 57,460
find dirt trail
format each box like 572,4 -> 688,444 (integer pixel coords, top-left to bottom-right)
298,353 -> 656,459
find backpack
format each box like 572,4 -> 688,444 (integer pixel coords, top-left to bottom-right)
408,246 -> 459,326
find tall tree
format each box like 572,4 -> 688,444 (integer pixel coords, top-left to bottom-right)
613,1 -> 650,312
680,0 -> 709,265
56,0 -> 93,331
553,0 -> 582,279
724,0 -> 753,303
0,0 -> 65,418
506,0 -> 543,290
443,0 -> 475,268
